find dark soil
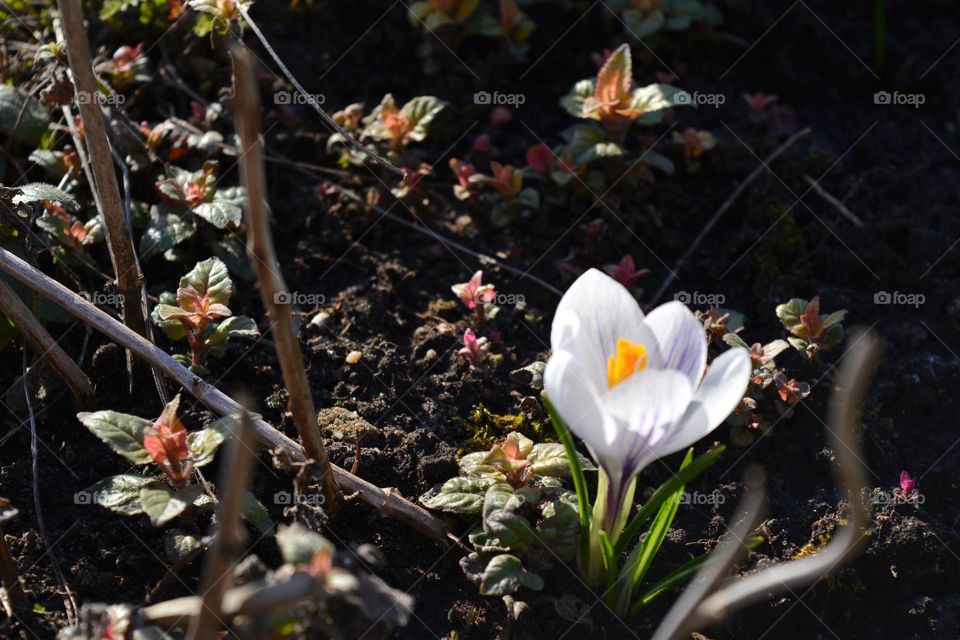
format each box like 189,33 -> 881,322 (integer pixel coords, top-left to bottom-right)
2,0 -> 960,638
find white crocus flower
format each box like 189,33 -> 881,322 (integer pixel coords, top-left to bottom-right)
544,269 -> 750,568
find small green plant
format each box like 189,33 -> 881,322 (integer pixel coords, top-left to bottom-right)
151,257 -> 259,373
408,0 -> 535,64
560,44 -> 691,181
775,296 -> 847,360
142,161 -> 250,276
77,395 -> 246,526
328,95 -> 445,167
421,432 -> 593,596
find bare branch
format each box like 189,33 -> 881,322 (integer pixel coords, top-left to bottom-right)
0,247 -> 448,544
231,46 -> 340,509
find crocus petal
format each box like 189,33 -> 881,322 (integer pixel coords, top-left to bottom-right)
551,269 -> 661,387
602,368 -> 694,476
544,349 -> 621,471
658,347 -> 751,457
642,301 -> 707,387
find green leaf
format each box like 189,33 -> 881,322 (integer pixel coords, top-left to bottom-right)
180,257 -> 232,305
77,411 -> 153,464
186,428 -> 225,467
140,207 -> 194,259
480,554 -> 544,596
193,200 -> 242,229
527,443 -> 595,477
542,392 -> 592,567
536,496 -> 580,562
164,529 -> 203,563
560,79 -> 595,119
420,477 -> 493,515
482,483 -> 535,518
206,316 -> 259,356
11,183 -> 79,211
276,522 -> 334,565
632,535 -> 764,613
565,124 -> 625,164
241,491 -> 274,534
0,85 -> 50,144
458,451 -> 505,481
613,450 -> 692,611
484,510 -> 536,551
629,83 -> 689,118
614,445 -> 726,559
140,484 -> 203,526
401,96 -> 445,142
85,474 -> 154,515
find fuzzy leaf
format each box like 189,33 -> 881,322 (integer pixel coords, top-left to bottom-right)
85,474 -> 154,515
420,477 -> 493,515
401,96 -> 445,142
560,79 -> 596,119
193,200 -> 242,229
459,451 -> 505,481
186,428 -> 225,467
164,529 -> 202,562
276,522 -> 335,565
527,443 -> 594,477
483,510 -> 536,551
12,183 -> 79,211
141,209 -> 194,259
480,554 -> 544,596
78,411 -> 153,464
536,496 -> 580,562
0,85 -> 50,144
140,484 -> 203,526
180,257 -> 232,305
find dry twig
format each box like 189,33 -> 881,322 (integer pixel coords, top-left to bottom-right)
0,278 -> 93,401
0,247 -> 448,544
231,47 -> 339,509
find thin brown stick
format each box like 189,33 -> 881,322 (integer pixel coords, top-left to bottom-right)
231,46 -> 340,510
0,278 -> 93,402
802,174 -> 865,226
56,1 -> 149,349
650,127 -> 812,304
0,247 -> 448,544
187,409 -> 258,640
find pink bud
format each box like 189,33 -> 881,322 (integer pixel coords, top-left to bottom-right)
899,470 -> 917,497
